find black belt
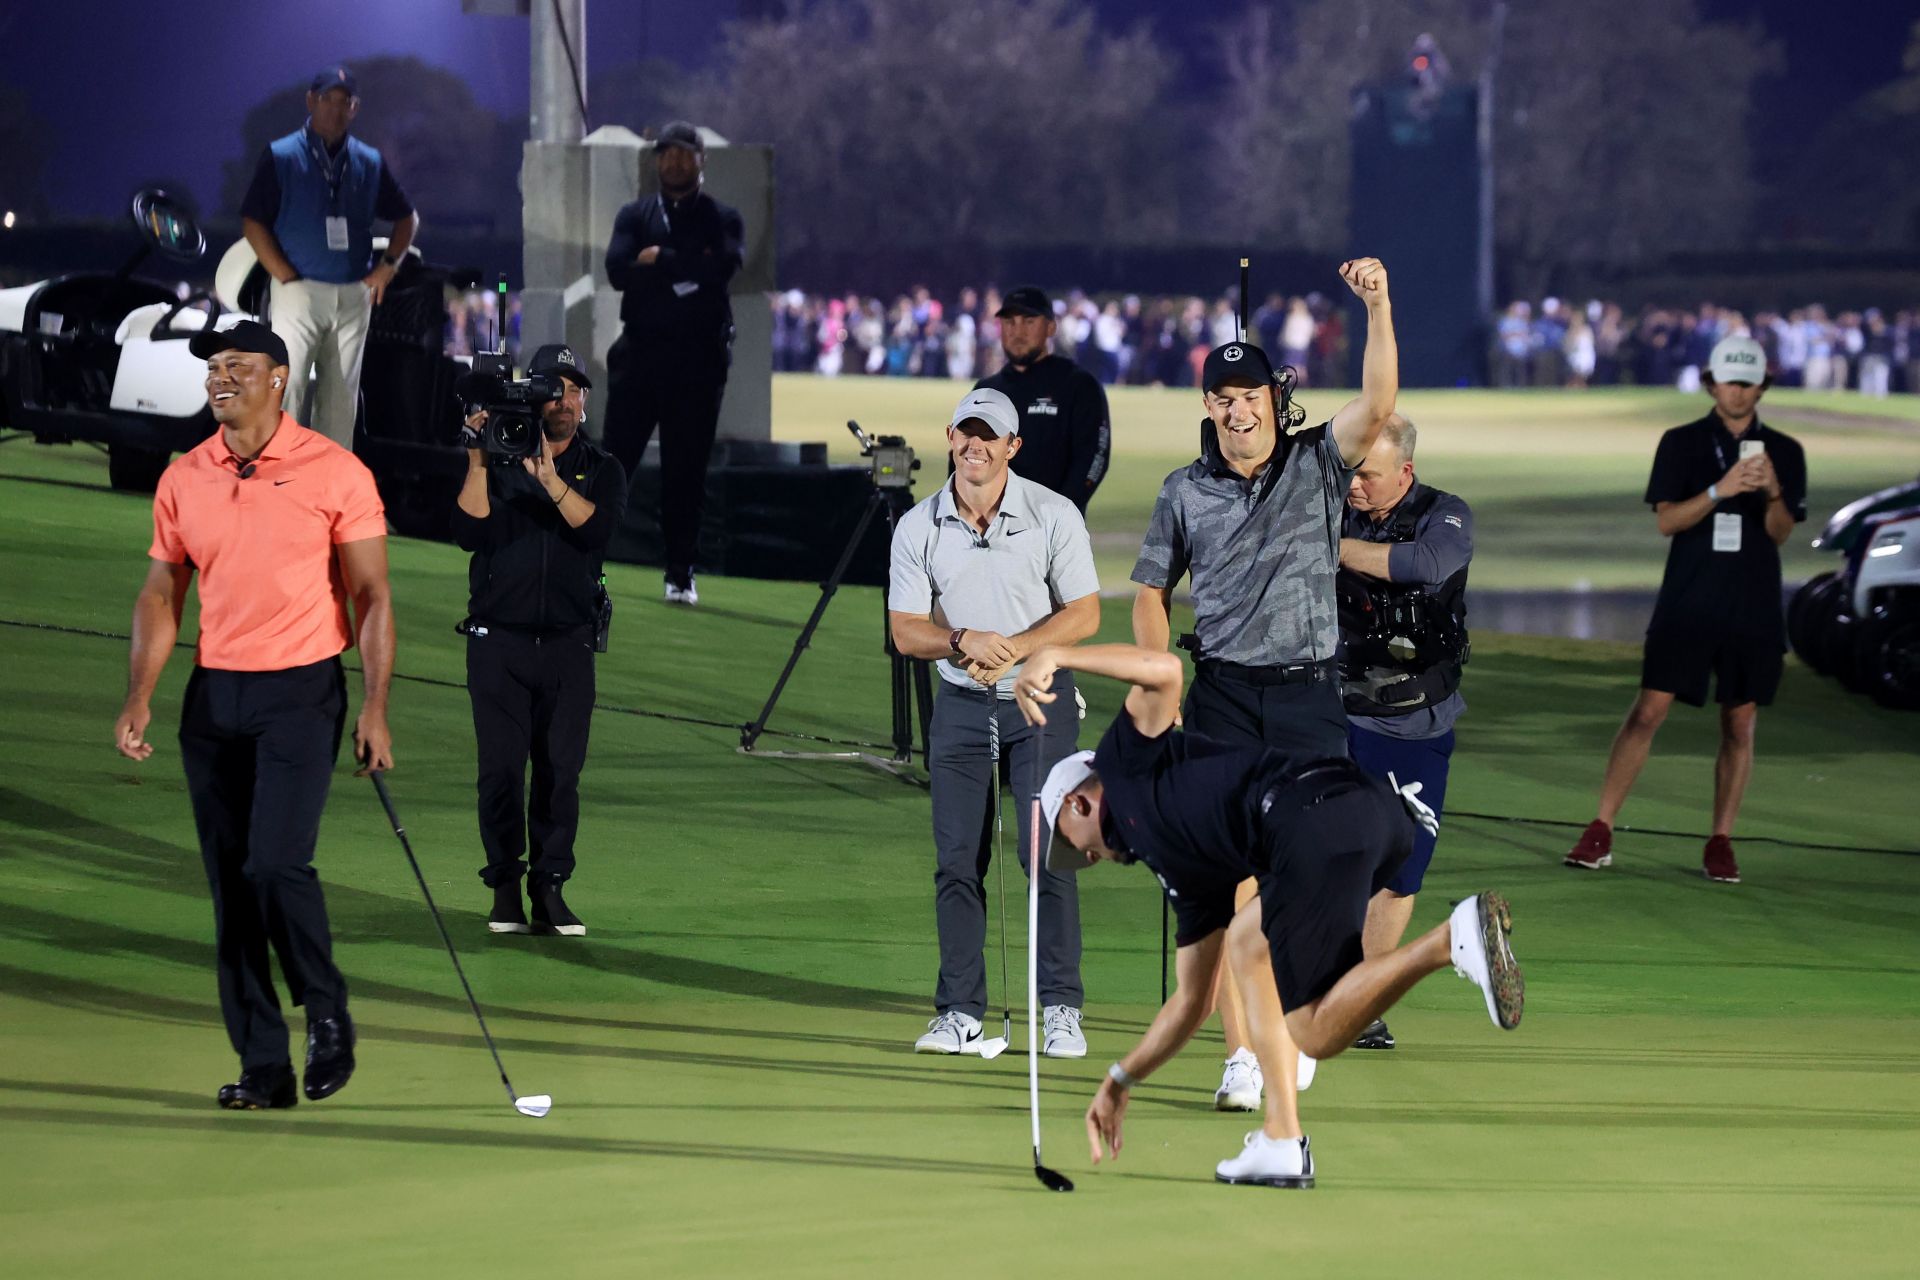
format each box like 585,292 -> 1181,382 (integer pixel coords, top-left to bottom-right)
458,618 -> 595,644
1197,657 -> 1337,687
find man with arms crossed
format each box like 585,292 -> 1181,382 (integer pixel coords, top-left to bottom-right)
890,388 -> 1101,1057
113,320 -> 395,1110
1565,335 -> 1806,883
1013,643 -> 1521,1186
1132,258 -> 1399,1114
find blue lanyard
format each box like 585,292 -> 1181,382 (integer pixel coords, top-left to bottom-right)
304,123 -> 350,212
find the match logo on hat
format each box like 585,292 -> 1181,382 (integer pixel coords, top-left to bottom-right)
1224,345 -> 1244,362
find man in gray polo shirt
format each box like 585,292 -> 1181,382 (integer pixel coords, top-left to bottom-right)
1132,255 -> 1398,1113
889,387 -> 1101,1058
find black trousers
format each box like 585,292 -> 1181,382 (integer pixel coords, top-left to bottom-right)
178,658 -> 348,1070
601,334 -> 728,583
1184,662 -> 1350,760
467,629 -> 596,887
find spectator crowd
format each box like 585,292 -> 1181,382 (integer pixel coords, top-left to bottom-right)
763,286 -> 1920,396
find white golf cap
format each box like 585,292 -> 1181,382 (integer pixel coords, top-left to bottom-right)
950,387 -> 1020,437
1708,335 -> 1767,385
1040,750 -> 1098,874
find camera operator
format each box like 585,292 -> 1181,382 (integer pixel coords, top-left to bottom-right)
451,344 -> 628,937
1336,413 -> 1473,1051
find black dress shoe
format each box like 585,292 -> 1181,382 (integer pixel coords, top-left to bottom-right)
218,1063 -> 298,1110
488,880 -> 530,934
304,1013 -> 357,1101
530,878 -> 586,936
1352,1018 -> 1396,1050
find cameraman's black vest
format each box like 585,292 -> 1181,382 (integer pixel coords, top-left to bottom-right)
1337,485 -> 1470,717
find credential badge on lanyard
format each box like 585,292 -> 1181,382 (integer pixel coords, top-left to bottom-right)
309,130 -> 352,252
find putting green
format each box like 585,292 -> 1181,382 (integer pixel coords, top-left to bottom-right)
2,410 -> 1917,1278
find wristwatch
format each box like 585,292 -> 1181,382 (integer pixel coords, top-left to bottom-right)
1107,1062 -> 1140,1089
380,252 -> 402,269
949,628 -> 966,656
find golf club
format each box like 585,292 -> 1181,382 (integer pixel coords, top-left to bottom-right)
1027,742 -> 1074,1192
980,695 -> 1010,1060
369,772 -> 551,1118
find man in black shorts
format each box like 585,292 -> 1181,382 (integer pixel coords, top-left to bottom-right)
1565,335 -> 1807,883
1012,642 -> 1523,1187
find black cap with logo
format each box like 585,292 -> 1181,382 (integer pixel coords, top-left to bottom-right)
190,319 -> 291,368
1200,340 -> 1280,393
655,121 -> 705,154
528,343 -> 592,389
995,286 -> 1053,319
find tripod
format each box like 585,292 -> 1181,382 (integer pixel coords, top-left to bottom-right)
740,482 -> 934,776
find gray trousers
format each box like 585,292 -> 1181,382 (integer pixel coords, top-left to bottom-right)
927,675 -> 1083,1018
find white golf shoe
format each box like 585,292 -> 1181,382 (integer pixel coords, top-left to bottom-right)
914,1011 -> 984,1054
1042,1005 -> 1087,1058
664,575 -> 699,606
1215,1132 -> 1315,1188
1214,1048 -> 1263,1111
1450,892 -> 1524,1030
1296,1052 -> 1318,1091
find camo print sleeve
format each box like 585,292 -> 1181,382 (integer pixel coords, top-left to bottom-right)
1130,469 -> 1190,589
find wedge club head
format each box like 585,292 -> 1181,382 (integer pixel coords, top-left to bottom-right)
978,1037 -> 1009,1060
515,1094 -> 553,1118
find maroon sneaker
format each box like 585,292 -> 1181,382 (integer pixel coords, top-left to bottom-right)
1564,820 -> 1613,870
1702,835 -> 1741,883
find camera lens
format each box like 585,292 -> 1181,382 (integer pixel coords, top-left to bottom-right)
497,418 -> 530,448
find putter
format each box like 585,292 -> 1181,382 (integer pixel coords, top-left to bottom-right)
369,772 -> 552,1118
1027,743 -> 1074,1192
979,695 -> 1010,1061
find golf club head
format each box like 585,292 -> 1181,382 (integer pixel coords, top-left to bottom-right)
515,1094 -> 553,1118
978,1037 -> 1009,1060
1034,1161 -> 1075,1192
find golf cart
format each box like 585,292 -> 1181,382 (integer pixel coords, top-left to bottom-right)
1787,477 -> 1920,711
0,186 -> 471,520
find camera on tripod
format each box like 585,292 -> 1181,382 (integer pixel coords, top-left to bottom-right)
847,420 -> 918,490
456,352 -> 563,464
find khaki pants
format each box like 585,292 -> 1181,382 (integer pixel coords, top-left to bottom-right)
269,278 -> 372,447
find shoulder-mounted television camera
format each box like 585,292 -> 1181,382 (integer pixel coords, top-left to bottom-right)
456,352 -> 563,464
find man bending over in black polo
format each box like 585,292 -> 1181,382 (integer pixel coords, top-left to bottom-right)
1013,642 -> 1523,1188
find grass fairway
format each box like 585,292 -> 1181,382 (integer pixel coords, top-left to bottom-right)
772,375 -> 1920,591
3,425 -> 1919,1278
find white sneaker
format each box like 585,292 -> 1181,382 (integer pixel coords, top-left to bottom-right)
1215,1132 -> 1315,1188
1450,892 -> 1524,1030
1042,1005 -> 1086,1058
914,1011 -> 984,1054
1296,1052 -> 1317,1092
1214,1048 -> 1263,1111
664,576 -> 699,606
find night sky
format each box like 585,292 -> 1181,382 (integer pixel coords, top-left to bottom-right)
4,0 -> 1909,220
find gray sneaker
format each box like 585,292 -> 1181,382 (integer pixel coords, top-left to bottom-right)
1042,1005 -> 1086,1058
914,1011 -> 984,1054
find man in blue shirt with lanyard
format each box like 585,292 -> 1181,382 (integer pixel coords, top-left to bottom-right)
240,66 -> 418,448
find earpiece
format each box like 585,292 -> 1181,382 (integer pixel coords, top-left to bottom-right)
272,377 -> 283,388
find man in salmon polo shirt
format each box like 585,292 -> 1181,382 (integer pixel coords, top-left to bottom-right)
112,319 -> 396,1111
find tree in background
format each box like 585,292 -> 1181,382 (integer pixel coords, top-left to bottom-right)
1782,21 -> 1920,250
1206,0 -> 1777,296
682,0 -> 1178,257
219,57 -> 523,237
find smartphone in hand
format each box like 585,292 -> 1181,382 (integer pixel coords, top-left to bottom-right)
1739,439 -> 1764,462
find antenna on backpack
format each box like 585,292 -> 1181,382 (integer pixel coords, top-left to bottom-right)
1238,257 -> 1250,343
